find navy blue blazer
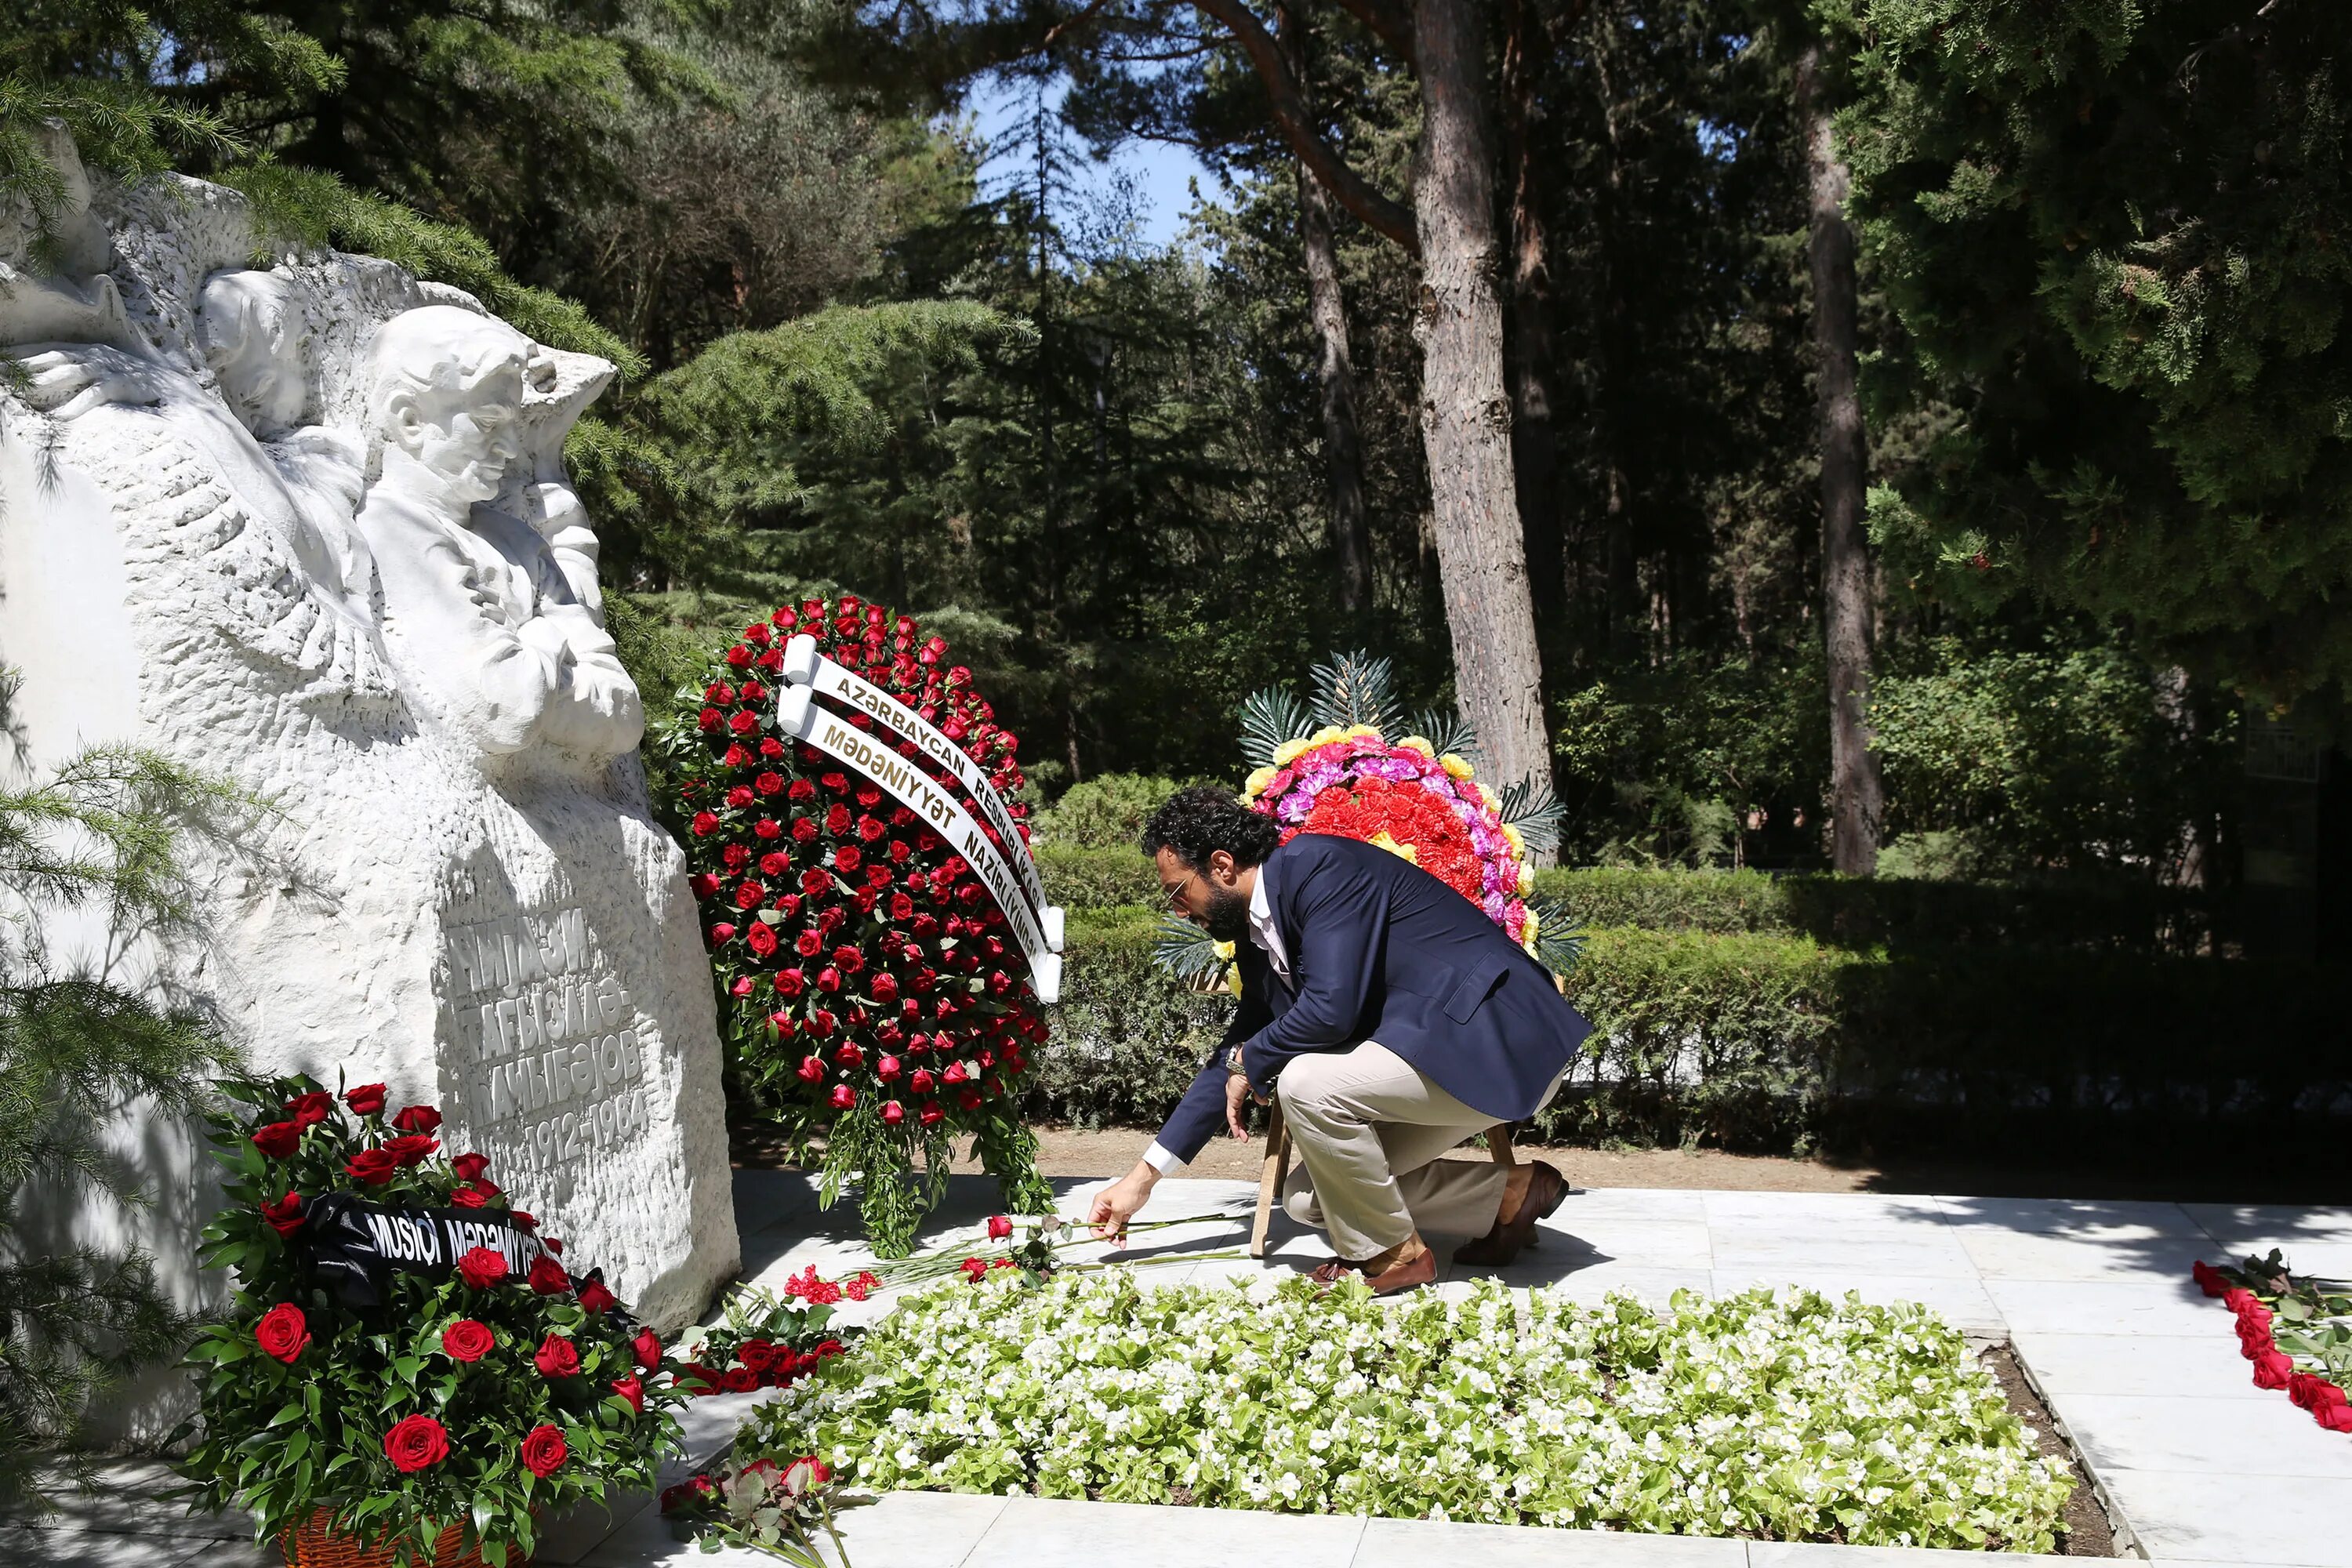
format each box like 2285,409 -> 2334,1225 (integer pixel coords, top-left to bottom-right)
1153,832 -> 1592,1164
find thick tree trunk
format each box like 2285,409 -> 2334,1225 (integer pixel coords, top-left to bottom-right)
1798,45 -> 1884,876
1410,0 -> 1552,815
1277,6 -> 1374,616
1298,168 -> 1376,615
1501,0 -> 1563,636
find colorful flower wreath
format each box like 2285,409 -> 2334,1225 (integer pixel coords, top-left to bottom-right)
1244,725 -> 1541,952
655,593 -> 1054,1256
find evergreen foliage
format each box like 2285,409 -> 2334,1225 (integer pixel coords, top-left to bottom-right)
0,746 -> 249,1513
1833,0 -> 2352,713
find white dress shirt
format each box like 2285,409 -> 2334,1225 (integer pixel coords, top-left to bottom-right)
1143,862 -> 1282,1173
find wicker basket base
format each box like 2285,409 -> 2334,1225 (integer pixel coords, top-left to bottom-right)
278,1509 -> 529,1568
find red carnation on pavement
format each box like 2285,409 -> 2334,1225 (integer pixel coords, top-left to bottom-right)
441,1319 -> 495,1363
458,1247 -> 510,1288
343,1083 -> 388,1116
384,1414 -> 450,1474
250,1120 -> 302,1159
534,1333 -> 583,1379
255,1303 -> 310,1363
390,1105 -> 441,1135
521,1424 -> 569,1479
260,1190 -> 307,1236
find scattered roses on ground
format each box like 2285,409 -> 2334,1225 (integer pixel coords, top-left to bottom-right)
2194,1252 -> 2352,1436
743,1270 -> 2073,1549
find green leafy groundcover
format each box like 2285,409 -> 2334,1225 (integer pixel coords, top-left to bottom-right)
739,1271 -> 2072,1550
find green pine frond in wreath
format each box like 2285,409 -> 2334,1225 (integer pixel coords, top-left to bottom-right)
1406,706 -> 1479,765
1496,776 -> 1566,855
1308,649 -> 1398,735
1528,897 -> 1585,978
1236,688 -> 1312,768
1152,915 -> 1231,989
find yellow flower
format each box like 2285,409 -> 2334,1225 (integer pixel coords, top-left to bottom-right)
1214,940 -> 1241,997
1243,765 -> 1276,801
1501,823 -> 1526,858
1348,724 -> 1383,739
1272,738 -> 1312,767
1476,782 -> 1500,811
1367,830 -> 1420,865
1520,907 -> 1541,953
1518,861 -> 1535,895
1307,724 -> 1349,748
1214,940 -> 1236,960
1396,735 -> 1435,757
1439,753 -> 1474,780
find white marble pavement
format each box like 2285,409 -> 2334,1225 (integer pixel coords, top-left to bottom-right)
8,1171 -> 2348,1567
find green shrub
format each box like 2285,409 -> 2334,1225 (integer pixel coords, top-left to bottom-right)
1025,908 -> 1229,1129
1030,773 -> 1194,851
1034,844 -> 1163,910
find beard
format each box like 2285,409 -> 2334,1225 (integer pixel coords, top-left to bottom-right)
1200,882 -> 1251,943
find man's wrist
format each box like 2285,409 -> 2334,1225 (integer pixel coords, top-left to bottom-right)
1138,1144 -> 1181,1178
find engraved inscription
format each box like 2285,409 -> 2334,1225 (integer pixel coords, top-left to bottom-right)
441,905 -> 652,1176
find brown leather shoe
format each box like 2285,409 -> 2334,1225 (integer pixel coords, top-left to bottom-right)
1453,1160 -> 1569,1268
1309,1247 -> 1437,1297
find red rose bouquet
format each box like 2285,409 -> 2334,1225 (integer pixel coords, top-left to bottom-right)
172,1076 -> 692,1566
2193,1250 -> 2352,1434
655,593 -> 1053,1255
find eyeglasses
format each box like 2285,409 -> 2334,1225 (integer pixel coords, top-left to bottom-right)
1162,869 -> 1202,909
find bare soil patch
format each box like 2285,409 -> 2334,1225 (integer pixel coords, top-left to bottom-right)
1983,1341 -> 2118,1556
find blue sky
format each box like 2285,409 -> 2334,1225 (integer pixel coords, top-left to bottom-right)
964,74 -> 1218,251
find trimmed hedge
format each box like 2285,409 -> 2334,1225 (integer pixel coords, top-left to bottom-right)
1529,866 -> 2227,956
1029,901 -> 2352,1158
1036,844 -> 1163,912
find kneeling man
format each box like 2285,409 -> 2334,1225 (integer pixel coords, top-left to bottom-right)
1087,786 -> 1593,1294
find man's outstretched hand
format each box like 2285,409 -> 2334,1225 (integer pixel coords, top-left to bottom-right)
1088,1161 -> 1160,1245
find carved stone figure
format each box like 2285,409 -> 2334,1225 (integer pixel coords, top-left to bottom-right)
0,140 -> 737,1439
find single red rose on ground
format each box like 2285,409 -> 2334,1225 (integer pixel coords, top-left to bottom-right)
344,1083 -> 388,1116
2253,1349 -> 2296,1389
251,1120 -> 302,1159
960,1257 -> 987,1282
390,1105 -> 442,1135
521,1424 -> 568,1478
442,1319 -> 495,1363
458,1247 -> 510,1288
534,1332 -> 582,1379
612,1374 -> 644,1413
346,1147 -> 397,1185
383,1414 -> 449,1473
986,1214 -> 1014,1240
260,1191 -> 306,1236
284,1091 -> 334,1127
255,1303 -> 310,1363
529,1254 -> 573,1295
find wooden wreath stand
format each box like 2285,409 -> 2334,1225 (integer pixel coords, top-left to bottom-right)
1248,1105 -> 1515,1258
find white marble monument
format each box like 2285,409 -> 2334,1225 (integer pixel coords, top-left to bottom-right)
0,133 -> 739,1378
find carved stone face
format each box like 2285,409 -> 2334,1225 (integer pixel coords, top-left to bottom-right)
199,270 -> 311,436
367,307 -> 531,505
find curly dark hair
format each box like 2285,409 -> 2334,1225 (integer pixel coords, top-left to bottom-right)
1141,784 -> 1280,869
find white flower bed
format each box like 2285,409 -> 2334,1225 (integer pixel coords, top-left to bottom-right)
739,1271 -> 2074,1550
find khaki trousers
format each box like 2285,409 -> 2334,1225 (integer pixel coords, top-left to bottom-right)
1277,1040 -> 1564,1261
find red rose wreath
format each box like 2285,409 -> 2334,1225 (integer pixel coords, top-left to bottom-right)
658,593 -> 1053,1255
